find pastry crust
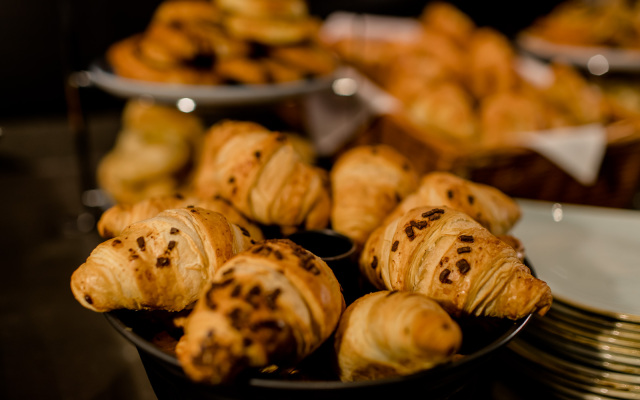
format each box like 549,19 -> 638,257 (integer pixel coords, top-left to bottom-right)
360,206 -> 552,319
334,290 -> 462,381
330,145 -> 419,247
97,193 -> 263,241
223,14 -> 318,46
107,35 -> 218,84
175,239 -> 345,384
191,120 -> 330,232
215,0 -> 308,19
386,171 -> 521,236
71,207 -> 257,312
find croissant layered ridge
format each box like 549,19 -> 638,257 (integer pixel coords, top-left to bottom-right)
330,144 -> 419,248
386,171 -> 521,236
334,290 -> 462,382
175,239 -> 345,384
71,207 -> 256,312
96,193 -> 264,241
360,206 -> 552,319
191,120 -> 331,232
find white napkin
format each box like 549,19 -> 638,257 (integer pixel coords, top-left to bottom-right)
303,67 -> 401,156
518,125 -> 607,186
319,11 -> 422,44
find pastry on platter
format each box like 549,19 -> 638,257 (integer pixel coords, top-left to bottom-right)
334,290 -> 462,381
330,144 -> 418,247
175,239 -> 345,384
71,207 -> 256,312
360,205 -> 552,320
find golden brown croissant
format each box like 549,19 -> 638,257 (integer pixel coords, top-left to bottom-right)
334,290 -> 462,382
71,207 -> 256,312
360,206 -> 552,320
191,120 -> 331,232
175,239 -> 345,384
330,145 -> 419,248
386,171 -> 521,236
96,193 -> 263,241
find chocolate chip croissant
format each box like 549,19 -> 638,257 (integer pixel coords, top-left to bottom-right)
334,290 -> 462,382
360,206 -> 552,320
191,120 -> 331,233
96,193 -> 263,241
330,145 -> 419,248
71,207 -> 256,312
386,171 -> 521,236
175,239 -> 345,384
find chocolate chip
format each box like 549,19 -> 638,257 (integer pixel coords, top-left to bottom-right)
457,259 -> 471,275
391,241 -> 399,252
405,225 -> 415,240
371,255 -> 378,269
457,246 -> 471,254
136,237 -> 146,251
156,257 -> 170,267
170,227 -> 180,235
439,268 -> 452,284
459,235 -> 474,243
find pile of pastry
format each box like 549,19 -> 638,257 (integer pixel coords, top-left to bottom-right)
523,0 -> 640,49
327,2 -> 634,148
71,117 -> 552,384
107,0 -> 336,85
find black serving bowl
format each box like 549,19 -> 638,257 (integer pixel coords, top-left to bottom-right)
104,231 -> 535,400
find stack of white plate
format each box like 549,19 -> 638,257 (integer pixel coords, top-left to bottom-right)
505,199 -> 640,400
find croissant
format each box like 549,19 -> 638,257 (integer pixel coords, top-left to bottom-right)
360,206 -> 552,320
191,120 -> 331,232
334,290 -> 462,382
96,193 -> 263,241
175,239 -> 345,384
71,207 -> 256,312
330,145 -> 419,247
386,171 -> 521,236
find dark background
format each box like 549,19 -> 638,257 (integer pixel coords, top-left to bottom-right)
0,0 -> 560,120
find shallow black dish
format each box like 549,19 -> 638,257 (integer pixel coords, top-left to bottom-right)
105,236 -> 536,400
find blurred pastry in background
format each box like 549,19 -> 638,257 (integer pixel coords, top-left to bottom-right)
97,99 -> 204,205
327,1 -> 630,149
523,0 -> 640,49
107,0 -> 337,85
406,81 -> 478,142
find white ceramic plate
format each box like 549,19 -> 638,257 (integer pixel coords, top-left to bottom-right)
87,60 -> 335,106
516,34 -> 640,72
512,199 -> 640,320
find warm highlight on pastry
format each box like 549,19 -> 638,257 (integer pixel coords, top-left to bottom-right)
360,206 -> 552,319
96,193 -> 263,241
71,207 -> 256,312
191,120 -> 331,232
175,239 -> 345,384
386,172 -> 521,236
330,145 -> 419,247
334,290 -> 462,381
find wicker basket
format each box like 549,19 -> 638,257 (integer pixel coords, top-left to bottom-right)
349,113 -> 640,209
